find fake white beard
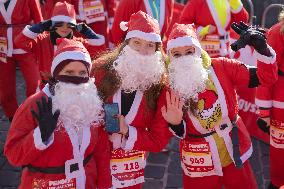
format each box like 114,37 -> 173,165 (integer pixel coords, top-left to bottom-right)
113,45 -> 165,92
0,0 -> 8,3
168,55 -> 209,100
52,79 -> 104,131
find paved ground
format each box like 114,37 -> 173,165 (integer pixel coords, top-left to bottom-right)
0,70 -> 270,189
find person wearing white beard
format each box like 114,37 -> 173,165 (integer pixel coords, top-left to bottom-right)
91,11 -> 182,189
162,23 -> 278,189
4,38 -> 112,189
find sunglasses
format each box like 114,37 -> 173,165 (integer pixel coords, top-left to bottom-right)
53,22 -> 76,29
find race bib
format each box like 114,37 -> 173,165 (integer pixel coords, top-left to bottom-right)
201,35 -> 221,57
32,178 -> 76,189
0,37 -> 7,63
83,0 -> 105,24
181,141 -> 215,177
111,149 -> 145,188
270,120 -> 284,149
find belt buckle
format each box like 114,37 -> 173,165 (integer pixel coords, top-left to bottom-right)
65,157 -> 84,180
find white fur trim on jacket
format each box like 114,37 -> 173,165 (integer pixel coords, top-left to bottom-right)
87,34 -> 105,46
51,15 -> 76,25
22,25 -> 39,39
51,51 -> 91,76
125,30 -> 161,42
123,125 -> 137,150
254,45 -> 276,64
273,100 -> 284,109
167,36 -> 202,56
33,127 -> 54,150
255,98 -> 272,108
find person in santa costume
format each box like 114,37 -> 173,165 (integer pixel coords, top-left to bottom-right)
4,38 -> 112,189
14,1 -> 105,90
255,10 -> 284,189
64,0 -> 116,48
91,11 -> 178,189
180,0 -> 248,58
162,23 -> 278,189
0,0 -> 43,122
110,0 -> 174,46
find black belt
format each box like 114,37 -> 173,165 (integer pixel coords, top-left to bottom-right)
187,124 -> 228,138
23,153 -> 93,174
278,70 -> 284,76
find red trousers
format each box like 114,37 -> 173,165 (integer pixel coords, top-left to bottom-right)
0,53 -> 39,118
183,161 -> 257,189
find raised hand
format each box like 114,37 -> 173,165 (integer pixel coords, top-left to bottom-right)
116,114 -> 129,136
75,22 -> 100,39
231,21 -> 270,56
161,90 -> 184,125
31,97 -> 60,142
30,20 -> 53,33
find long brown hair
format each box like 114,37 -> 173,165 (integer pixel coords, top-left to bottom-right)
279,9 -> 284,33
91,40 -> 165,110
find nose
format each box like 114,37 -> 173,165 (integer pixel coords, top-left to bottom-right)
138,47 -> 150,56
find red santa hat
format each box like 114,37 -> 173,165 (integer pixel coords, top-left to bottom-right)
120,11 -> 161,42
51,38 -> 91,76
51,1 -> 76,25
167,23 -> 202,56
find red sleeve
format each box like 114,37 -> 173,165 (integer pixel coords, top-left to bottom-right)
110,0 -> 135,45
4,93 -> 48,166
29,0 -> 43,23
93,127 -> 112,189
179,0 -> 199,26
77,37 -> 107,59
213,54 -> 277,88
14,28 -> 46,52
231,7 -> 249,24
255,23 -> 283,109
129,89 -> 172,152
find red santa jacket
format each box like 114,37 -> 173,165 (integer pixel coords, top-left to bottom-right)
110,0 -> 174,45
4,88 -> 112,189
255,23 -> 284,149
92,69 -> 172,188
14,26 -> 105,84
256,23 -> 284,119
0,0 -> 42,57
170,50 -> 277,177
66,0 -> 116,21
180,0 -> 248,57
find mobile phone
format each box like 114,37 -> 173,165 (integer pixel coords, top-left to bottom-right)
104,103 -> 120,133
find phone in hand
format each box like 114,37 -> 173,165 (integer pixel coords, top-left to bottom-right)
104,103 -> 120,133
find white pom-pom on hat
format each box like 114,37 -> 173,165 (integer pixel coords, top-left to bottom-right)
120,21 -> 129,31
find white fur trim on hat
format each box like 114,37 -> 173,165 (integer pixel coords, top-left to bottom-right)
120,21 -> 128,31
51,51 -> 91,75
125,30 -> 161,42
87,34 -> 105,46
167,36 -> 202,56
51,15 -> 76,25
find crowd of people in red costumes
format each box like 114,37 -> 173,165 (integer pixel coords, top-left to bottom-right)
1,0 -> 284,189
